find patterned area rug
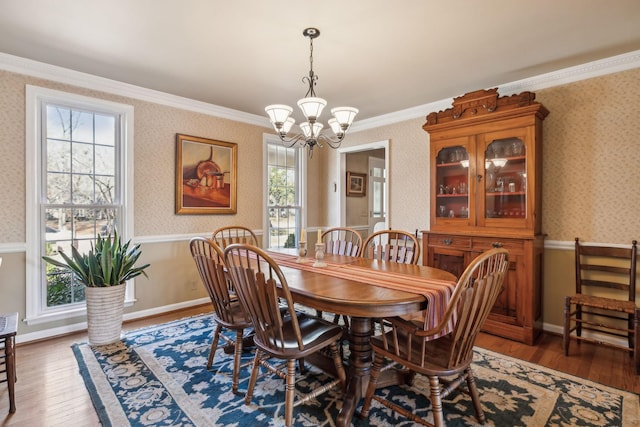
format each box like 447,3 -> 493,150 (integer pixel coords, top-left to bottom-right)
72,313 -> 639,426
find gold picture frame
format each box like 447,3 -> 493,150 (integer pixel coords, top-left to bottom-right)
175,134 -> 237,214
346,171 -> 367,197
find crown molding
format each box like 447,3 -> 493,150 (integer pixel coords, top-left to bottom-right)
0,52 -> 268,127
352,49 -> 640,132
2,49 -> 639,133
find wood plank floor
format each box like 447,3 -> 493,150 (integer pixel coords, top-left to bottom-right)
2,306 -> 639,426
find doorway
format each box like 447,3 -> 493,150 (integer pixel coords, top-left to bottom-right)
337,140 -> 389,240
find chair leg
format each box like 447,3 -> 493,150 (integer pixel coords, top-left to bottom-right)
634,309 -> 640,375
360,353 -> 383,418
576,304 -> 583,337
328,342 -> 346,387
231,329 -> 244,394
428,375 -> 445,427
628,312 -> 634,354
207,324 -> 224,370
563,297 -> 571,356
464,367 -> 485,424
5,336 -> 16,414
245,349 -> 262,405
285,359 -> 296,427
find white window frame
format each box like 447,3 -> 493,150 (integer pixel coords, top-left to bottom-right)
263,134 -> 306,249
25,85 -> 135,325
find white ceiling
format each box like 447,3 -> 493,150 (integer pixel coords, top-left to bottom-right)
1,0 -> 640,123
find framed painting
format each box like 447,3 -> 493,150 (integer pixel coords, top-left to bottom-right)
346,171 -> 367,197
175,134 -> 237,214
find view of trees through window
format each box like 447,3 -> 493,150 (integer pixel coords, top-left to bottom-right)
267,144 -> 300,248
43,104 -> 120,307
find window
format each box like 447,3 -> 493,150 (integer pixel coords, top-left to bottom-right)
264,136 -> 305,249
25,86 -> 134,324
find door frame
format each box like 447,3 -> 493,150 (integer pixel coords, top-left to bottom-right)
336,140 -> 389,228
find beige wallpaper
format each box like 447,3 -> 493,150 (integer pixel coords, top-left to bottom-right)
342,68 -> 640,245
331,118 -> 430,234
1,64 -> 638,338
537,68 -> 640,244
0,69 -> 272,242
133,104 -> 265,236
0,71 -> 27,243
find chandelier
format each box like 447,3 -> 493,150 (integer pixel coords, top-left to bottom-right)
265,28 -> 358,157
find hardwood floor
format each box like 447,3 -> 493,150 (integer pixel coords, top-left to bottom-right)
1,306 -> 639,426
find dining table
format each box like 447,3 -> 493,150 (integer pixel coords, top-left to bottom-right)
266,249 -> 457,427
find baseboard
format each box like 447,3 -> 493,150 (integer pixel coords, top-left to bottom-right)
15,297 -> 210,344
543,321 -> 629,348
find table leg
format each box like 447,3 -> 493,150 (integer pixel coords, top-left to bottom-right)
337,316 -> 372,427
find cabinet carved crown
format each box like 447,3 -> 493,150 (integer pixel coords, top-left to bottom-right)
424,88 -> 541,127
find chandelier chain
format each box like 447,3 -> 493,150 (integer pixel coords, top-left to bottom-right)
303,35 -> 318,98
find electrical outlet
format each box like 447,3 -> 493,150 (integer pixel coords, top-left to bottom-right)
190,280 -> 198,291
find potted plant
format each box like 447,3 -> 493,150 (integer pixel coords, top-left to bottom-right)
43,230 -> 150,345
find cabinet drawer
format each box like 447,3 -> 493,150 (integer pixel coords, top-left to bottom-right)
471,237 -> 524,253
427,234 -> 471,250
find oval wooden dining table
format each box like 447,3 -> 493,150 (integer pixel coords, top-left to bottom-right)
268,251 -> 457,427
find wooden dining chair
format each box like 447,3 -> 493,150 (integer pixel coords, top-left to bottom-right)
563,238 -> 639,373
0,312 -> 18,414
319,227 -> 363,328
223,243 -> 346,427
321,227 -> 362,257
361,229 -> 420,265
189,237 -> 253,393
360,248 -> 510,427
211,225 -> 258,249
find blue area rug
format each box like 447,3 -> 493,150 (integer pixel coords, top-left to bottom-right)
72,313 -> 639,426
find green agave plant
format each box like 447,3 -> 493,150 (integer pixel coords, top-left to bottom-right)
43,230 -> 150,287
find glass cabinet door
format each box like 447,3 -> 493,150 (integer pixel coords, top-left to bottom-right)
480,133 -> 528,228
434,145 -> 470,223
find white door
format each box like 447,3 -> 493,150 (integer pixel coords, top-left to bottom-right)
368,157 -> 386,235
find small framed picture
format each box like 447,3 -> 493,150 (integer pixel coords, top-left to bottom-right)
346,171 -> 367,197
175,134 -> 237,214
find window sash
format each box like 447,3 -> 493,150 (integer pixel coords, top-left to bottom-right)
264,138 -> 305,250
25,85 -> 134,325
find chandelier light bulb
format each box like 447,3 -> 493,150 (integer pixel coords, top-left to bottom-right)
300,122 -> 323,139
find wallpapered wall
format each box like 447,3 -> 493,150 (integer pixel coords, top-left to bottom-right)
0,71 -> 267,242
537,70 -> 640,243
334,68 -> 640,245
330,67 -> 640,329
0,65 -> 638,338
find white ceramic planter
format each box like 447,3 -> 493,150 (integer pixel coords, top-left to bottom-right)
85,283 -> 126,346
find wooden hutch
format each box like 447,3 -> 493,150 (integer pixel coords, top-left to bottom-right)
422,88 -> 548,345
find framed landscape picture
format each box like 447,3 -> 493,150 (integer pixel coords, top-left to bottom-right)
346,171 -> 367,197
175,134 -> 237,214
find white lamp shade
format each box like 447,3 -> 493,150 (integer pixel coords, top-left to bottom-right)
331,106 -> 358,126
282,117 -> 295,134
328,118 -> 342,135
265,104 -> 293,124
297,97 -> 327,120
300,121 -> 324,139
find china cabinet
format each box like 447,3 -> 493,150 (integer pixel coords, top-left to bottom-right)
422,88 -> 548,344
